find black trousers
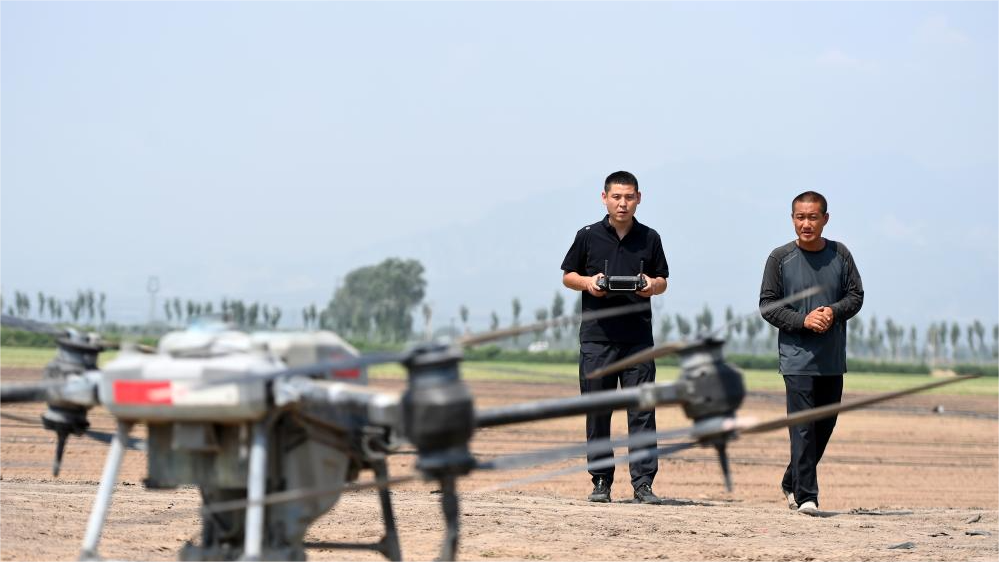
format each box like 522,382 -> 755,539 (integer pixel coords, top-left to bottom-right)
578,341 -> 657,489
781,374 -> 843,507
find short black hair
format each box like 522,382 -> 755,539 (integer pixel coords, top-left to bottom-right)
604,171 -> 639,192
792,191 -> 827,215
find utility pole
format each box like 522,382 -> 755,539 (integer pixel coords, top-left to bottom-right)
147,276 -> 160,329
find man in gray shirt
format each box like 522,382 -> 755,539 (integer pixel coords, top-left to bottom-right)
759,191 -> 864,515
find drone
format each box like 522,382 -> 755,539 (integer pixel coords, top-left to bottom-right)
0,298 -> 975,562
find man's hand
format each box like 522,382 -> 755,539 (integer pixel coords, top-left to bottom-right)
804,306 -> 834,333
587,274 -> 608,297
636,274 -> 655,298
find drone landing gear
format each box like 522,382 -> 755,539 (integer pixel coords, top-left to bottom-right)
436,474 -> 460,562
78,421 -> 133,562
303,458 -> 403,561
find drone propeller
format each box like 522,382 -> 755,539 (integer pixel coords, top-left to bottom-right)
584,286 -> 823,380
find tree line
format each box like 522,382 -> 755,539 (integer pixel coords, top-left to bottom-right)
3,289 -> 107,325
6,260 -> 999,366
1,290 -> 283,330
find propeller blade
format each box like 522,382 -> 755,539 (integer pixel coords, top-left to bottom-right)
475,425 -> 703,473
0,380 -> 64,403
202,474 -> 419,514
458,302 -> 651,347
0,411 -> 146,451
80,429 -> 148,451
740,375 -> 980,435
584,341 -> 690,380
708,286 -> 823,339
0,411 -> 42,424
583,287 -> 825,381
477,442 -> 698,494
0,314 -> 66,336
182,350 -> 413,393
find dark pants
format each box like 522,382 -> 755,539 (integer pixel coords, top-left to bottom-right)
578,341 -> 657,490
781,374 -> 843,507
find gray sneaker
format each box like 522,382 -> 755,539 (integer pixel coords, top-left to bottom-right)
781,486 -> 798,510
588,478 -> 611,503
797,500 -> 819,516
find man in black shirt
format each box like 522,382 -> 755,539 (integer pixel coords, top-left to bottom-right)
759,191 -> 864,515
561,171 -> 669,504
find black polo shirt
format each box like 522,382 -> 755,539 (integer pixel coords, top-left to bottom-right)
561,215 -> 669,344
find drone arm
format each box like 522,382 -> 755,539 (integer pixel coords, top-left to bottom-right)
474,382 -> 684,429
274,377 -> 401,428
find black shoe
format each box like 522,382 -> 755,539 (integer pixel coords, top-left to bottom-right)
633,483 -> 661,505
588,478 -> 611,503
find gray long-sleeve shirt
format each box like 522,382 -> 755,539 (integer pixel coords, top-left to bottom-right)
759,240 -> 864,376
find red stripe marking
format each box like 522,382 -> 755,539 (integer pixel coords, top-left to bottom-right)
332,369 -> 360,379
113,380 -> 172,405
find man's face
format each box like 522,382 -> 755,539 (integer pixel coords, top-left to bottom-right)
602,183 -> 641,223
792,200 -> 828,246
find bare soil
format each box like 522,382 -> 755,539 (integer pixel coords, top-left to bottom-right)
1,367 -> 997,561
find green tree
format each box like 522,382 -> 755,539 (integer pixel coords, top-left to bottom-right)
867,316 -> 881,359
511,298 -> 522,344
675,314 -> 692,338
37,292 -> 46,319
724,306 -> 735,340
660,315 -> 674,342
949,322 -> 961,362
550,292 -> 565,342
16,291 -> 30,317
696,304 -> 713,335
421,303 -> 433,340
67,298 -> 82,323
534,308 -> 548,340
326,258 -> 427,342
459,305 -> 470,335
744,316 -> 763,353
247,302 -> 260,327
490,311 -> 500,331
973,320 -> 985,360
98,292 -> 107,326
85,289 -> 96,323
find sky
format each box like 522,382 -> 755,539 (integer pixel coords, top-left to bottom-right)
1,1 -> 997,337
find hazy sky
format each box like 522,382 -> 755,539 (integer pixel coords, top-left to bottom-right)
2,2 -> 997,334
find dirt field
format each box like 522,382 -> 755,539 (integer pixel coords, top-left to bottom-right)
1,367 -> 997,561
